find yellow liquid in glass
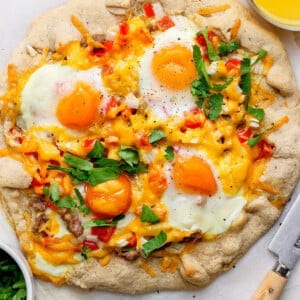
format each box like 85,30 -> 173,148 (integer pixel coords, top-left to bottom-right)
253,0 -> 300,27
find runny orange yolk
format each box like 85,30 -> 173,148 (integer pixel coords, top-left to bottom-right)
172,155 -> 217,195
152,45 -> 197,90
56,82 -> 101,130
85,175 -> 132,217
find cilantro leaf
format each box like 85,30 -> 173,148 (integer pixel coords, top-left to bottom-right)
81,245 -> 91,260
240,57 -> 251,74
119,161 -> 148,175
240,72 -> 251,95
192,45 -> 210,85
205,93 -> 223,121
191,78 -> 210,102
212,77 -> 233,92
247,133 -> 263,147
83,214 -> 125,228
164,146 -> 174,161
251,49 -> 268,66
94,157 -> 119,168
140,205 -> 160,224
55,196 -> 78,209
118,146 -> 139,167
149,129 -> 166,144
247,106 -> 265,121
218,41 -> 240,56
75,188 -> 90,214
88,167 -> 121,186
198,28 -> 220,61
141,231 -> 167,257
64,153 -> 93,171
48,184 -> 60,202
47,165 -> 89,183
87,141 -> 105,160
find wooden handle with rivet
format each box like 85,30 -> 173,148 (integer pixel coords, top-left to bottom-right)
251,270 -> 287,300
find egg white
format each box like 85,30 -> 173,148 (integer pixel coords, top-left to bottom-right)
138,16 -> 199,120
21,64 -> 108,131
161,147 -> 246,235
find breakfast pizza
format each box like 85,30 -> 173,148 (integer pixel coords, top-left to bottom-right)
0,0 -> 299,294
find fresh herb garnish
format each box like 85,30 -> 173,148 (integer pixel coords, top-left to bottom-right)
251,49 -> 268,66
88,167 -> 121,186
193,45 -> 210,85
247,106 -> 265,121
218,41 -> 240,56
83,214 -> 125,228
118,146 -> 139,167
87,140 -> 105,160
0,250 -> 26,300
64,153 -> 93,171
212,77 -> 233,92
141,231 -> 167,257
240,57 -> 251,74
148,129 -> 166,144
239,57 -> 251,95
81,245 -> 91,260
140,205 -> 160,224
247,133 -> 263,147
204,94 -> 223,121
197,28 -> 220,61
164,146 -> 174,161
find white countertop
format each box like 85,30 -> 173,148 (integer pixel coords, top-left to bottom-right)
0,1 -> 299,299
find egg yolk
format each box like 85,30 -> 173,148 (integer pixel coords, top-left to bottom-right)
152,45 -> 197,90
85,175 -> 132,217
172,155 -> 217,195
56,82 -> 101,130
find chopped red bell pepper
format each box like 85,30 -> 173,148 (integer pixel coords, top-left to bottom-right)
208,30 -> 217,42
83,139 -> 97,149
31,178 -> 43,187
119,22 -> 129,35
127,233 -> 137,247
92,47 -> 106,57
83,240 -> 99,251
255,139 -> 274,160
157,16 -> 175,32
225,58 -> 241,72
103,40 -> 114,51
183,108 -> 206,129
237,127 -> 252,143
196,33 -> 207,47
91,226 -> 116,243
24,151 -> 38,159
46,201 -> 58,211
143,3 -> 155,18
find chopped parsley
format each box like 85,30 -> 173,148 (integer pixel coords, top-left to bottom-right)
218,41 -> 240,56
83,214 -> 125,228
140,205 -> 160,224
164,146 -> 174,161
247,106 -> 265,121
141,231 -> 167,257
204,94 -> 223,121
251,49 -> 268,66
148,129 -> 166,144
247,133 -> 263,147
197,28 -> 220,61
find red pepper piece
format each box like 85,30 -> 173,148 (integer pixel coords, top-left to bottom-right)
83,240 -> 99,251
255,139 -> 274,160
119,22 -> 129,35
225,58 -> 241,72
143,3 -> 155,18
237,127 -> 252,143
157,16 -> 175,32
91,226 -> 116,243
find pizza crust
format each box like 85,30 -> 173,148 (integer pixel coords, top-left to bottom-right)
0,0 -> 299,294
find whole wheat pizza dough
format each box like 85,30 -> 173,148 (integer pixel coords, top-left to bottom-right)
0,0 -> 299,294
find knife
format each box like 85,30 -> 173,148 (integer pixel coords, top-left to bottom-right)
252,185 -> 300,300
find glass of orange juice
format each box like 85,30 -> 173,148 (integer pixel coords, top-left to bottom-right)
248,0 -> 300,31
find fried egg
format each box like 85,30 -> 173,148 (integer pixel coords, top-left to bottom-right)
162,147 -> 246,234
21,64 -> 108,132
138,16 -> 199,120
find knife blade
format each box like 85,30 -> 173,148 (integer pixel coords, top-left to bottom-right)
252,183 -> 300,300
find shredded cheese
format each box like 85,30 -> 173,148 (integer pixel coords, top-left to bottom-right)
231,19 -> 241,40
139,260 -> 156,277
197,4 -> 231,15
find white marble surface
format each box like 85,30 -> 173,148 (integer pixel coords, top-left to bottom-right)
0,1 -> 299,299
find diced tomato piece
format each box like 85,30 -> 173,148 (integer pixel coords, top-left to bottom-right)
127,233 -> 137,247
91,226 -> 116,243
256,139 -> 275,160
46,201 -> 58,211
83,138 -> 97,149
143,3 -> 155,17
196,33 -> 207,47
92,47 -> 106,57
157,16 -> 175,32
49,160 -> 60,166
208,30 -> 217,42
237,127 -> 252,143
139,133 -> 151,147
24,151 -> 38,160
31,178 -> 43,187
119,22 -> 129,35
103,40 -> 114,51
183,108 -> 206,129
83,240 -> 99,251
226,58 -> 241,72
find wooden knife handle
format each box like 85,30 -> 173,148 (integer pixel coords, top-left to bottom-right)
252,270 -> 287,300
